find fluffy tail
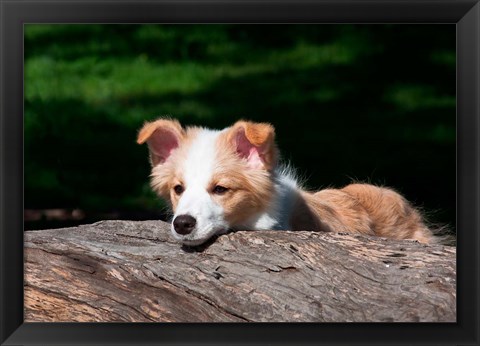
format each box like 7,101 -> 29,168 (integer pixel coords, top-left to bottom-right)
341,183 -> 455,245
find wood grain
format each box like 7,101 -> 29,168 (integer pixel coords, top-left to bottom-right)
24,220 -> 456,322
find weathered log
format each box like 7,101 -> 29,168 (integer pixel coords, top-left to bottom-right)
24,220 -> 456,322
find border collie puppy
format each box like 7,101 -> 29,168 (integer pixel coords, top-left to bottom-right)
138,118 -> 438,246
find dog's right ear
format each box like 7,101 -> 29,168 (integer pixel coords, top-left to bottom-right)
137,118 -> 185,167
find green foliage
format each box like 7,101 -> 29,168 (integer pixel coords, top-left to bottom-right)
25,24 -> 456,227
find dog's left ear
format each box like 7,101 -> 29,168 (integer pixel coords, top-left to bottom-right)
228,120 -> 278,171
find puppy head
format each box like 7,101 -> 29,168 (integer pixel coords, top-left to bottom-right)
137,118 -> 277,246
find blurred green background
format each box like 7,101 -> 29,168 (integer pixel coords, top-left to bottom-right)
24,24 -> 456,232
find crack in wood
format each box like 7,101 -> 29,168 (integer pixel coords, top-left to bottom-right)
143,265 -> 249,322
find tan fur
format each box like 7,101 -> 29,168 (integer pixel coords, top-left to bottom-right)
290,184 -> 434,243
214,129 -> 274,226
341,184 -> 434,243
291,189 -> 374,235
227,120 -> 278,171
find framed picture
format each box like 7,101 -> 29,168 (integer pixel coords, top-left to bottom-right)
1,0 -> 478,345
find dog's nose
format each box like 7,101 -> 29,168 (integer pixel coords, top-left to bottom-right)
173,214 -> 196,235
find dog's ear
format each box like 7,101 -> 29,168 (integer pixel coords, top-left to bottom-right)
137,118 -> 185,166
228,120 -> 278,170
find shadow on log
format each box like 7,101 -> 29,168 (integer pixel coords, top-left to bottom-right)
24,220 -> 456,322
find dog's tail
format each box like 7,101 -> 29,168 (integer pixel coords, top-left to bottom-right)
340,183 -> 456,246
428,223 -> 456,246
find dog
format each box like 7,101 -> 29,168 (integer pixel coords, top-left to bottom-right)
137,118 -> 441,246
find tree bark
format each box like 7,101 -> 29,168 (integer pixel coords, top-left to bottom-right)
24,220 -> 456,322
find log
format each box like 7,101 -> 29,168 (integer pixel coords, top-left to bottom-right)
24,220 -> 456,322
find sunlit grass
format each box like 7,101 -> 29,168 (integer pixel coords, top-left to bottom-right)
25,56 -> 216,102
25,39 -> 363,106
385,85 -> 455,111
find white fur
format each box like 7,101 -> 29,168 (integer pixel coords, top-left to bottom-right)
241,165 -> 299,231
171,129 -> 229,246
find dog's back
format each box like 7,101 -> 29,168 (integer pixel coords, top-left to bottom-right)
291,183 -> 435,243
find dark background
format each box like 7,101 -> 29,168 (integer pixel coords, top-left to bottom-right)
24,24 -> 456,232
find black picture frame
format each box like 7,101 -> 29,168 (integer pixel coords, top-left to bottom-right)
1,1 -> 478,345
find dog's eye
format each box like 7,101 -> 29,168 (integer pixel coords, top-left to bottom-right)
212,185 -> 229,194
173,185 -> 184,195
